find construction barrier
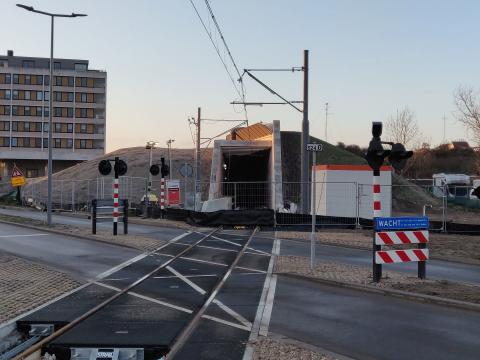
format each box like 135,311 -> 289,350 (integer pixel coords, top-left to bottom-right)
92,199 -> 128,235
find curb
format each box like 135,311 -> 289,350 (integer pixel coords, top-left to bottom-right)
0,218 -> 142,252
278,273 -> 480,313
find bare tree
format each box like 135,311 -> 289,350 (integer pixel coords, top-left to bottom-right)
386,107 -> 420,148
454,86 -> 480,145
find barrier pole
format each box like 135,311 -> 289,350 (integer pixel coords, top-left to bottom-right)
160,177 -> 165,218
113,157 -> 119,235
310,151 -> 317,270
372,169 -> 382,282
92,199 -> 97,235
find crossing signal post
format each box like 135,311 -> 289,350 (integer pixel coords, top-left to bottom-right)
366,122 -> 413,282
149,157 -> 170,218
98,157 -> 128,235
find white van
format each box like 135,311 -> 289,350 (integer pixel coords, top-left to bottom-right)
432,173 -> 471,198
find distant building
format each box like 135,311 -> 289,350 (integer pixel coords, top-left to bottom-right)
0,50 -> 106,182
448,141 -> 470,150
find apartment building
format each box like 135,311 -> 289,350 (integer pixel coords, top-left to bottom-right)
0,50 -> 106,184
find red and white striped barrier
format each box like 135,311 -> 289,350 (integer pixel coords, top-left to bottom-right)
375,230 -> 429,245
113,178 -> 119,223
375,249 -> 429,264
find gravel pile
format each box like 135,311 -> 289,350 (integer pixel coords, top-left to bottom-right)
252,337 -> 336,360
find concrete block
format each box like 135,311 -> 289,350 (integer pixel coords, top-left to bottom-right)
201,197 -> 232,212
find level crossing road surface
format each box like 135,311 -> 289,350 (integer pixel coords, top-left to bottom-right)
0,207 -> 186,242
0,221 -> 141,279
280,237 -> 480,285
15,229 -> 276,359
270,276 -> 480,360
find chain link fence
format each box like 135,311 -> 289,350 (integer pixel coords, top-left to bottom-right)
16,177 -> 480,231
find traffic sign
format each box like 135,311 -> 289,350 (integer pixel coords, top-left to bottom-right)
11,166 -> 25,187
307,143 -> 323,152
375,216 -> 429,231
179,163 -> 193,177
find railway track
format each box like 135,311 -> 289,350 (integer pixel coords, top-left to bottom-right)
7,226 -> 269,360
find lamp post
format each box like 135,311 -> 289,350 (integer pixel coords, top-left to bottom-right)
166,139 -> 175,180
16,4 -> 87,226
145,141 -> 157,212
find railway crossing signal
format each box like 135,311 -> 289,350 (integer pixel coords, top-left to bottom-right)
97,157 -> 128,235
148,157 -> 169,218
389,143 -> 414,172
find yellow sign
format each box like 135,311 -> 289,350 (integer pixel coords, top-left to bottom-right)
11,166 -> 25,187
11,176 -> 25,187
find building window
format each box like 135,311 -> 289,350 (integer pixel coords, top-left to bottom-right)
43,138 -> 48,148
3,74 -> 11,84
68,77 -> 74,87
55,76 -> 62,86
13,90 -> 19,100
74,63 -> 87,71
36,75 -> 43,85
13,74 -> 19,84
79,139 -> 86,149
4,90 -> 11,100
67,108 -> 73,118
43,122 -> 49,132
80,123 -> 87,133
43,107 -> 49,117
24,91 -> 31,100
11,138 -> 17,147
26,169 -> 39,178
24,122 -> 30,131
12,106 -> 18,116
3,106 -> 10,116
24,107 -> 31,116
55,123 -> 61,133
67,123 -> 73,133
53,108 -> 62,117
44,75 -> 49,86
36,91 -> 43,101
22,60 -> 35,68
67,138 -> 73,148
12,122 -> 18,131
54,62 -> 61,70
54,92 -> 61,102
54,138 -> 62,148
36,107 -> 42,117
67,92 -> 74,102
25,74 -> 31,85
44,91 -> 50,101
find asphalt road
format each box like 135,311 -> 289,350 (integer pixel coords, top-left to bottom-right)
0,221 -> 142,279
17,230 -> 275,360
271,276 -> 480,360
280,238 -> 480,285
0,207 -> 186,242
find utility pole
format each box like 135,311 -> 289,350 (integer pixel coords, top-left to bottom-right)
167,139 -> 175,180
325,102 -> 329,141
195,107 -> 201,210
301,49 -> 310,214
443,114 -> 446,143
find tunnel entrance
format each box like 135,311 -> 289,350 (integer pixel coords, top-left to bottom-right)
222,149 -> 271,209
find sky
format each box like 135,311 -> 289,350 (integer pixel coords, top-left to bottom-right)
2,0 -> 479,152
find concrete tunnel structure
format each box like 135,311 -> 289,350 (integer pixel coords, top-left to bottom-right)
207,121 -> 283,210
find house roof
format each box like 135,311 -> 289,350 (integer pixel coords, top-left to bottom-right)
226,122 -> 272,140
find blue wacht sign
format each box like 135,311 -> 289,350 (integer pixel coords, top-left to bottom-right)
375,216 -> 429,231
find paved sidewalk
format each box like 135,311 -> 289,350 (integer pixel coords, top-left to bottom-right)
0,252 -> 81,324
252,337 -> 335,360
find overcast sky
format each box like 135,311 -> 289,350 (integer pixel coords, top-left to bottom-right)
2,0 -> 479,151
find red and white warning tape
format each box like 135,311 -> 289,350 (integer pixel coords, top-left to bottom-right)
375,230 -> 429,245
113,178 -> 119,223
375,249 -> 429,264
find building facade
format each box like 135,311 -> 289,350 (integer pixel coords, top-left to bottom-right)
0,50 -> 106,185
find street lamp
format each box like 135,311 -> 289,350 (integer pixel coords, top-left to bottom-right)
166,139 -> 175,180
16,4 -> 87,226
145,141 -> 158,212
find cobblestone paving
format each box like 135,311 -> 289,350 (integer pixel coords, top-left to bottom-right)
0,252 -> 82,324
275,255 -> 480,304
252,337 -> 335,360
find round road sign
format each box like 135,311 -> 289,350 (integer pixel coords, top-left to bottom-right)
179,163 -> 193,177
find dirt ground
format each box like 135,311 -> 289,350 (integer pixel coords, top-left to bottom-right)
276,230 -> 480,265
252,337 -> 336,360
276,255 -> 480,305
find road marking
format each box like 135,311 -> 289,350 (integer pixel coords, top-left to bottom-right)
157,253 -> 268,273
95,281 -> 250,331
152,272 -> 262,279
95,281 -> 193,313
242,237 -> 280,360
0,231 -> 192,329
0,233 -> 49,238
167,266 -> 253,329
259,274 -> 277,336
176,242 -> 270,257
